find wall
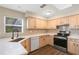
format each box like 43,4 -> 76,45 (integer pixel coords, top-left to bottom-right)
0,7 -> 27,38
0,7 -> 50,39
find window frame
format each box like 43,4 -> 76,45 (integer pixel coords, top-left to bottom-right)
4,16 -> 24,33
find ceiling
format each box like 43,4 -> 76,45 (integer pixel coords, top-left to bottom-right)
0,4 -> 79,19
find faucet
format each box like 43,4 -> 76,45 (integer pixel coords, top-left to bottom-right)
11,29 -> 19,39
11,30 -> 14,39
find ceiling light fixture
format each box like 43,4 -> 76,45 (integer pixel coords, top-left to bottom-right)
42,10 -> 54,18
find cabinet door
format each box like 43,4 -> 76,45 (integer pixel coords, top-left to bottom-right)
36,19 -> 47,29
27,17 -> 36,29
30,37 -> 39,51
47,19 -> 58,29
46,35 -> 54,46
68,39 -> 76,54
21,39 -> 31,52
39,35 -> 47,47
76,15 -> 79,28
75,39 -> 79,55
68,15 -> 77,29
76,43 -> 79,55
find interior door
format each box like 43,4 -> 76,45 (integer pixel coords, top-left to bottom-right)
30,37 -> 39,51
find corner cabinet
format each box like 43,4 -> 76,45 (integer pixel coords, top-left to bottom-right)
21,39 -> 31,52
39,35 -> 54,48
68,38 -> 79,55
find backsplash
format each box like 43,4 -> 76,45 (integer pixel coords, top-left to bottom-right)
70,29 -> 79,35
0,29 -> 58,39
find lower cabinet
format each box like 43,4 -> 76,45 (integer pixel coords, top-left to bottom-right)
39,35 -> 54,48
68,39 -> 79,55
21,39 -> 31,52
21,35 -> 54,52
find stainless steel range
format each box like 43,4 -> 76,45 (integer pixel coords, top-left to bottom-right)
54,24 -> 70,51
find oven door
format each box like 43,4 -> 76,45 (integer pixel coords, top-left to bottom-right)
54,37 -> 67,48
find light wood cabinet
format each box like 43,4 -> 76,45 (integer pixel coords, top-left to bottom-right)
39,35 -> 48,47
46,35 -> 54,46
76,15 -> 79,29
21,35 -> 54,52
47,19 -> 58,29
68,38 -> 79,55
68,39 -> 76,54
27,17 -> 36,29
36,19 -> 47,29
59,17 -> 69,25
68,15 -> 77,29
39,35 -> 54,47
27,16 -> 47,29
21,39 -> 31,52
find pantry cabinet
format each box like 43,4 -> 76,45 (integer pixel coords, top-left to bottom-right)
68,38 -> 79,55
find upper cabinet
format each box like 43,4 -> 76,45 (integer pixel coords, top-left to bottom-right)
36,19 -> 47,29
27,16 -> 47,29
59,17 -> 69,25
76,15 -> 79,28
27,17 -> 36,29
27,14 -> 79,29
68,15 -> 77,29
47,19 -> 59,29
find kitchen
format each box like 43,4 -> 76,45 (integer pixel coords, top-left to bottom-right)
0,4 -> 79,55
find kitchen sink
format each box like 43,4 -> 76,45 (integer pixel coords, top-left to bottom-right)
10,38 -> 24,42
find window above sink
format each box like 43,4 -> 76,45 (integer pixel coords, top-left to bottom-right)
4,16 -> 23,33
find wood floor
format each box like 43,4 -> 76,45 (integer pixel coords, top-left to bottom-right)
28,45 -> 69,55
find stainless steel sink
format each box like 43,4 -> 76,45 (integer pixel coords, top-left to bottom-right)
10,38 -> 24,42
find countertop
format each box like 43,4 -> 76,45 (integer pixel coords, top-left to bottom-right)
0,33 -> 57,55
0,33 -> 79,55
68,34 -> 79,39
12,33 -> 57,43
